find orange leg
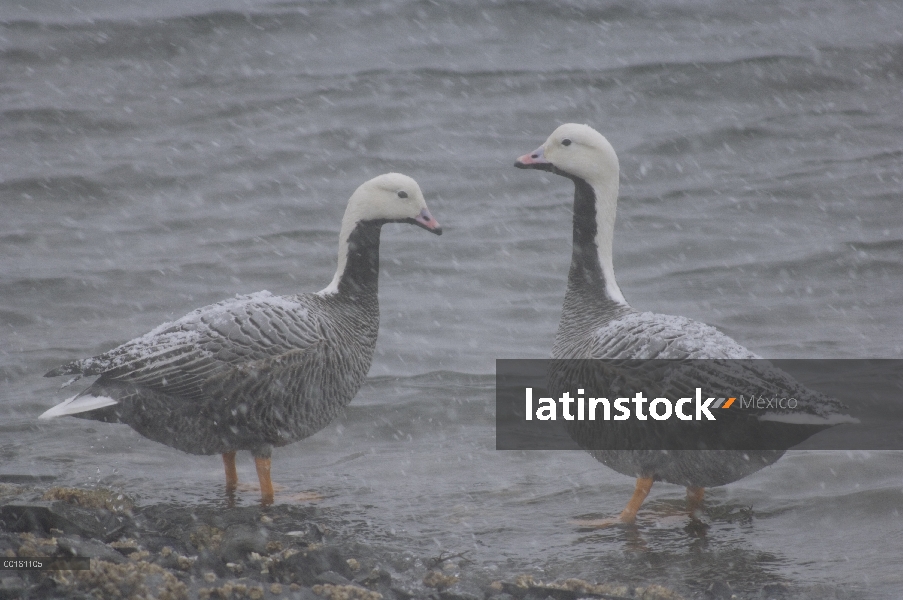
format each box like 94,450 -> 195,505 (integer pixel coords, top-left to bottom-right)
222,452 -> 238,491
687,486 -> 705,517
618,476 -> 654,524
574,476 -> 654,529
254,457 -> 274,506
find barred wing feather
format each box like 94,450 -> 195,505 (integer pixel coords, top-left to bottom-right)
44,291 -> 322,404
587,312 -> 850,423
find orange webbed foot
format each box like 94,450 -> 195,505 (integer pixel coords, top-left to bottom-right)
572,516 -> 635,529
575,476 -> 653,529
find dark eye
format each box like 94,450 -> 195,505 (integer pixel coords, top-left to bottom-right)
397,191 -> 408,199
561,139 -> 572,147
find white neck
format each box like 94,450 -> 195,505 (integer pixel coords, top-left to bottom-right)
587,178 -> 627,306
317,218 -> 355,296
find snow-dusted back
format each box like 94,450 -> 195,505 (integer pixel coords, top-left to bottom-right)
40,174 -> 439,461
44,291 -> 307,381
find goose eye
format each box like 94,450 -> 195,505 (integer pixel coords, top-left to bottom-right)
397,190 -> 408,199
561,139 -> 572,147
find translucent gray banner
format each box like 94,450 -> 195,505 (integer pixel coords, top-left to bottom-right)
496,360 -> 903,450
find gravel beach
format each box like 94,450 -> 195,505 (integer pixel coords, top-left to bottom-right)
0,483 -> 861,600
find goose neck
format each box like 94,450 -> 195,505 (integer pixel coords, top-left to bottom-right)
567,177 -> 627,308
319,220 -> 384,302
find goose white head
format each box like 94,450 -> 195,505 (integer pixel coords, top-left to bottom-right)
514,124 -> 627,306
320,173 -> 441,295
514,123 -> 619,188
342,172 -> 441,234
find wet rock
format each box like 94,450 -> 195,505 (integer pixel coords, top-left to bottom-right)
108,538 -> 141,556
522,588 -> 576,600
0,485 -> 25,502
389,585 -> 417,600
0,576 -> 25,600
285,522 -> 328,544
195,548 -> 232,579
295,585 -> 326,600
41,487 -> 134,514
423,570 -> 459,591
0,501 -> 127,541
13,530 -> 59,559
491,577 -> 684,600
7,577 -> 54,600
440,591 -> 481,600
52,559 -> 188,600
489,580 -> 530,598
57,536 -> 128,564
0,532 -> 18,556
270,546 -> 354,586
704,580 -> 733,600
634,586 -> 685,600
189,524 -> 225,552
357,567 -> 392,589
318,570 -> 354,586
0,502 -> 67,535
133,534 -> 188,558
218,524 -> 269,563
153,548 -> 187,572
312,583 -> 383,600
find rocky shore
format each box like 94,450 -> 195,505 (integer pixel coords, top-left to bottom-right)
0,483 -> 839,600
0,483 -> 689,600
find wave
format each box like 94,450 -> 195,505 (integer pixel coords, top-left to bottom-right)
0,175 -> 111,204
1,108 -> 134,136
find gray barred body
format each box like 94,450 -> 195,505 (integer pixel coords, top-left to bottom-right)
516,124 -> 847,493
44,290 -> 378,457
41,173 -> 441,469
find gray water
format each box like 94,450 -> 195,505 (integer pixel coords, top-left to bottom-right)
2,0 -> 902,597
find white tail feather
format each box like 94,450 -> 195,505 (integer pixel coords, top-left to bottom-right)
39,394 -> 119,419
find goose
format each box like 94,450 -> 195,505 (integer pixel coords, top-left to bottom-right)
515,124 -> 850,526
41,173 -> 442,505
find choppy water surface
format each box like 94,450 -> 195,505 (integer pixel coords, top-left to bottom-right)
2,0 -> 902,597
